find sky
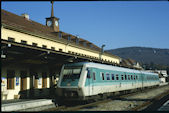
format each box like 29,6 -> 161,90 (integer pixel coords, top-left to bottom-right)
2,1 -> 169,50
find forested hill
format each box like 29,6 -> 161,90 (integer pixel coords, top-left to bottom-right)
106,47 -> 169,66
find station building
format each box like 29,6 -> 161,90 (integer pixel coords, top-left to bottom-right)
1,5 -> 121,100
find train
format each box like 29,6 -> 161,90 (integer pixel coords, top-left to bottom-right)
55,62 -> 160,102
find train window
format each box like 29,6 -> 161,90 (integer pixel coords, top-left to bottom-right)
125,75 -> 127,80
121,75 -> 124,80
101,73 -> 104,80
87,69 -> 91,78
136,75 -> 138,80
111,74 -> 114,80
93,72 -> 96,80
134,75 -> 135,80
116,74 -> 119,80
106,73 -> 110,80
128,75 -> 130,80
131,75 -> 133,80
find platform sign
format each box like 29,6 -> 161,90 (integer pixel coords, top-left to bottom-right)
1,77 -> 6,86
16,77 -> 19,86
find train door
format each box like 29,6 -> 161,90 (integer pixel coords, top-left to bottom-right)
86,68 -> 94,96
91,68 -> 97,95
86,68 -> 91,96
140,72 -> 144,89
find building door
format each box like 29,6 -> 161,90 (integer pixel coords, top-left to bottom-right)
20,71 -> 27,91
30,71 -> 38,88
7,70 -> 15,90
42,72 -> 47,88
34,76 -> 38,88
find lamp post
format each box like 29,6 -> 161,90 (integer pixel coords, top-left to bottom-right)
101,44 -> 105,54
99,44 -> 105,60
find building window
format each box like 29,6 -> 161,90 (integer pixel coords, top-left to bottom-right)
68,35 -> 71,41
21,40 -> 27,44
8,37 -> 15,42
58,32 -> 62,38
93,72 -> 96,80
42,45 -> 47,49
7,70 -> 15,89
116,74 -> 119,80
42,72 -> 47,88
32,43 -> 37,47
83,42 -> 86,47
111,74 -> 114,80
76,38 -> 79,44
90,44 -> 93,48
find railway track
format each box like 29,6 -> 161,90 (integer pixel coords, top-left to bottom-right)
43,84 -> 169,111
130,88 -> 169,111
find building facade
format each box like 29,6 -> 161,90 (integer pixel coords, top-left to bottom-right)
1,7 -> 121,100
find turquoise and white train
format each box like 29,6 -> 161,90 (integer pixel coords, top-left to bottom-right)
56,62 -> 160,101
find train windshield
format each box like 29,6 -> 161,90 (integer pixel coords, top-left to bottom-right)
60,66 -> 82,86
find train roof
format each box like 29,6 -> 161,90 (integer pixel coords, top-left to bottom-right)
64,62 -> 158,76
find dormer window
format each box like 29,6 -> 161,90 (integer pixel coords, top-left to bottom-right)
21,40 -> 27,44
8,37 -> 15,42
76,38 -> 79,44
90,44 -> 93,48
58,32 -> 62,38
83,42 -> 86,47
68,35 -> 71,41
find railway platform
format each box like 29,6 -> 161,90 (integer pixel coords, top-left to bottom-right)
1,99 -> 54,111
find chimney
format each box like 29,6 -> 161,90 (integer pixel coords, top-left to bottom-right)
21,13 -> 29,20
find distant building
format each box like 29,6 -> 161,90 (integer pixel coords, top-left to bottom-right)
120,58 -> 143,70
145,70 -> 168,83
156,70 -> 168,83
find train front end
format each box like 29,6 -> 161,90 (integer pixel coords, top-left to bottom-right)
55,62 -> 86,102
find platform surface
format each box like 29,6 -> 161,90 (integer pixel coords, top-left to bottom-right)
1,99 -> 54,111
